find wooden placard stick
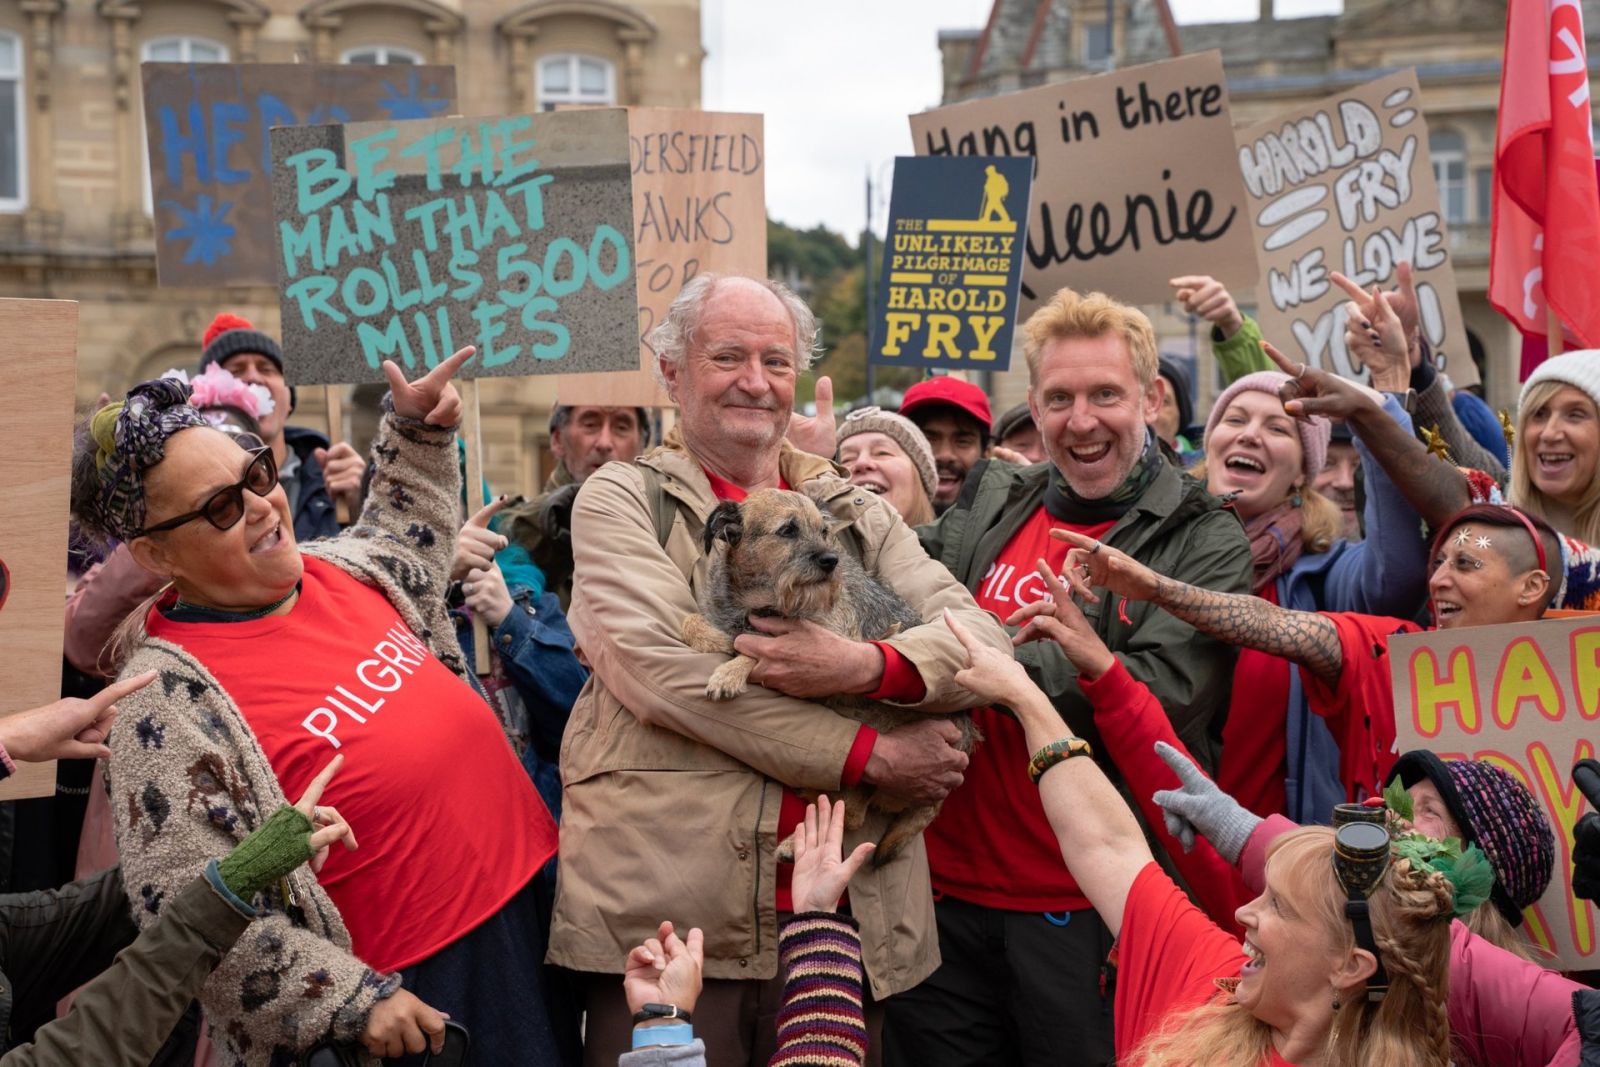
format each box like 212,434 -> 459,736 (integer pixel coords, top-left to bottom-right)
324,384 -> 350,524
1548,304 -> 1565,357
460,379 -> 491,675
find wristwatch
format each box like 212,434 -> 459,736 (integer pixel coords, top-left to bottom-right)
632,1003 -> 692,1026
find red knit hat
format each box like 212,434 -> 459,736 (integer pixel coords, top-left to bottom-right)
198,312 -> 284,375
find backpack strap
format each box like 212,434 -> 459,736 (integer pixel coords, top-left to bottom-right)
637,464 -> 678,550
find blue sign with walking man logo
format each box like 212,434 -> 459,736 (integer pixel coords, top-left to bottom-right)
871,155 -> 1032,372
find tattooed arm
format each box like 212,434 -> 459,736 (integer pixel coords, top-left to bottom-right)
1052,528 -> 1345,687
1148,575 -> 1344,686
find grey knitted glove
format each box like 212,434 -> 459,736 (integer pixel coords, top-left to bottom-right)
1151,741 -> 1262,864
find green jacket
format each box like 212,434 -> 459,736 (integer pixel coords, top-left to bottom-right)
1212,315 -> 1273,385
1,867 -> 250,1067
916,458 -> 1252,769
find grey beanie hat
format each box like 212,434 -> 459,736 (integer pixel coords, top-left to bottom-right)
836,406 -> 938,498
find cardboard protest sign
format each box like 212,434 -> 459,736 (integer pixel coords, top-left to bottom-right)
908,51 -> 1257,310
869,156 -> 1031,372
558,108 -> 767,408
142,63 -> 458,288
1237,70 -> 1475,386
271,109 -> 639,384
0,300 -> 77,800
1390,615 -> 1600,968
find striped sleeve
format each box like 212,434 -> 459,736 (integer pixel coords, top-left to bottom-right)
770,913 -> 868,1067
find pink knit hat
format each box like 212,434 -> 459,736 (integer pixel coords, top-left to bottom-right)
1203,371 -> 1330,481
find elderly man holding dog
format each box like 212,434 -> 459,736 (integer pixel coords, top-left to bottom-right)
887,288 -> 1253,1067
553,274 -> 1010,1066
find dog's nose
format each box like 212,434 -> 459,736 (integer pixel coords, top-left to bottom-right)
816,551 -> 839,573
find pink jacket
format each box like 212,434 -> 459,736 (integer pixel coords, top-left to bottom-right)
1081,660 -> 1582,1067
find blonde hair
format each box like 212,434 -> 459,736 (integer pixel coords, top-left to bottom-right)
897,484 -> 935,527
1131,827 -> 1454,1067
1189,459 -> 1344,554
1462,898 -> 1544,962
1021,288 -> 1158,389
1511,379 -> 1600,544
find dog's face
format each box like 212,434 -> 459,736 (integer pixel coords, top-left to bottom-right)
704,489 -> 845,618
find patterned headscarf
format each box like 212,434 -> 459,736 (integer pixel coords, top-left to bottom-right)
89,377 -> 208,541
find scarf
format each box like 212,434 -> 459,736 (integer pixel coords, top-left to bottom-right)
89,377 -> 208,541
1243,499 -> 1306,595
1043,428 -> 1163,524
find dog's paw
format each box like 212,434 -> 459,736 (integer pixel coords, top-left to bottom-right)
706,663 -> 749,700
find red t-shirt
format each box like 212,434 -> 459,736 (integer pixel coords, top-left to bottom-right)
698,469 -> 889,913
146,556 -> 554,972
1115,862 -> 1295,1064
924,508 -> 1115,911
1300,612 -> 1420,803
1216,584 -> 1293,819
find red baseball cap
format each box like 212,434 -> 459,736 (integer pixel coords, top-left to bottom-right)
899,377 -> 993,433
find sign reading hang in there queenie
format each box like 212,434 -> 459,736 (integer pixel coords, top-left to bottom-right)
1236,69 -> 1475,386
271,109 -> 639,385
870,156 -> 1031,372
908,51 -> 1258,310
0,299 -> 77,801
558,108 -> 767,408
1389,615 -> 1599,969
142,63 -> 458,288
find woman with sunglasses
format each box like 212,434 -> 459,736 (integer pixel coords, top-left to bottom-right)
69,349 -> 566,1067
941,609 -> 1458,1067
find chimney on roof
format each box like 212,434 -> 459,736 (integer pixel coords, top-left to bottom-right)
1259,0 -> 1273,19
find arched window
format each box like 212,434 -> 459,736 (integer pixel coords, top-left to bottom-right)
141,37 -> 229,215
537,53 -> 615,110
1429,129 -> 1466,225
0,32 -> 25,211
342,45 -> 422,65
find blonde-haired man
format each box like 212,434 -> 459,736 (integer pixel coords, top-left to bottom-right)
894,288 -> 1251,1066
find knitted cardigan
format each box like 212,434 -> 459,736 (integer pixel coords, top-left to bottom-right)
106,410 -> 469,1067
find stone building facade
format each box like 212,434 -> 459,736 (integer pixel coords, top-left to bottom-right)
936,0 -> 1600,414
4,0 -> 701,495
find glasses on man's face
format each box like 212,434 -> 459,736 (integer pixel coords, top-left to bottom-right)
136,447 -> 278,537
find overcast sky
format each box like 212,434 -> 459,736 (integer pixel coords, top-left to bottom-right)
702,0 -> 1343,239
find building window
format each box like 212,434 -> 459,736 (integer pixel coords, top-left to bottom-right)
1430,129 -> 1467,225
144,36 -> 228,64
1083,22 -> 1111,63
0,33 -> 25,211
342,45 -> 422,65
536,54 -> 615,110
142,37 -> 229,215
1473,165 -> 1493,223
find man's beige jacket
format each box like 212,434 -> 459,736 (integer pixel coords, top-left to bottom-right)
550,434 -> 1011,999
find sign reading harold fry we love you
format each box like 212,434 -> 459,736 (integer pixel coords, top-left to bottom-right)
271,109 -> 638,384
1237,69 -> 1475,387
142,63 -> 458,288
1390,615 -> 1598,969
870,156 -> 1031,372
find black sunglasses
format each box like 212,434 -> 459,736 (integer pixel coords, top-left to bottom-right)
136,447 -> 278,537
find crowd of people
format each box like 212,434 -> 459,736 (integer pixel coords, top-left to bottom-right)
7,265 -> 1600,1067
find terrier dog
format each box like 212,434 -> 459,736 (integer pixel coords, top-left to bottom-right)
681,488 -> 978,866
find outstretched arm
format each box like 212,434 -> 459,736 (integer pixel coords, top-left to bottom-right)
943,610 -> 1150,936
1054,529 -> 1345,686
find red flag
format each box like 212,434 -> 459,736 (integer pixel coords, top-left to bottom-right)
1489,0 -> 1600,369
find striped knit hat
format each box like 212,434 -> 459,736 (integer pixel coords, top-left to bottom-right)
1386,751 -> 1556,925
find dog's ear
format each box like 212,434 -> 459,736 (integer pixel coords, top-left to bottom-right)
821,514 -> 848,538
703,500 -> 743,553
